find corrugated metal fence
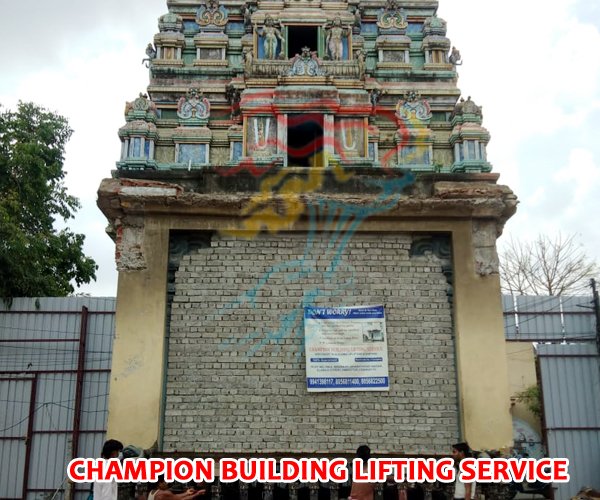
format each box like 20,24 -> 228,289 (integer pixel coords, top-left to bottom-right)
537,343 -> 600,500
503,295 -> 596,343
0,297 -> 115,500
504,294 -> 599,499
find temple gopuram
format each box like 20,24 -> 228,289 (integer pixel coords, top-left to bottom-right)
98,0 -> 517,472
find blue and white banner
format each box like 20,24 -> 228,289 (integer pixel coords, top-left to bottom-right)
304,305 -> 389,392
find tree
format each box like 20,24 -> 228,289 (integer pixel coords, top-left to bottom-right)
499,233 -> 598,296
0,102 -> 97,298
514,384 -> 542,419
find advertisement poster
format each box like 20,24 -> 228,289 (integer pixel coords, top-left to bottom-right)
304,305 -> 389,392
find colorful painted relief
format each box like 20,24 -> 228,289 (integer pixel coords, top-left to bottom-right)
177,89 -> 211,121
335,118 -> 365,158
247,116 -> 277,157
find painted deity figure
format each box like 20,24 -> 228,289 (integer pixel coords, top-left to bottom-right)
326,17 -> 347,61
369,88 -> 382,112
252,117 -> 271,155
261,16 -> 284,60
355,49 -> 366,80
256,121 -> 266,149
243,47 -> 253,76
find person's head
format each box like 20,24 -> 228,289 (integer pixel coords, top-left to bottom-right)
451,442 -> 471,462
155,475 -> 169,490
356,444 -> 371,462
101,439 -> 124,459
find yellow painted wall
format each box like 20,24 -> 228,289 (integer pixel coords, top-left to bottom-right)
505,341 -> 541,434
450,223 -> 513,451
106,223 -> 170,448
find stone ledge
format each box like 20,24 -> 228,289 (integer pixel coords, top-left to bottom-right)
98,172 -> 516,225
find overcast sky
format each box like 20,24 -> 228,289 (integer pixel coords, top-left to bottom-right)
1,0 -> 599,296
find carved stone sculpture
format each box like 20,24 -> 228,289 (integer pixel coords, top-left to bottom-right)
261,16 -> 284,60
355,49 -> 366,80
325,17 -> 348,61
243,47 -> 253,76
226,84 -> 242,120
288,47 -> 325,77
369,88 -> 383,113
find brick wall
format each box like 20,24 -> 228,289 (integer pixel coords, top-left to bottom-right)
164,233 -> 458,455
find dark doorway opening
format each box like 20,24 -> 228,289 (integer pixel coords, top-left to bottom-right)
287,25 -> 319,58
287,114 -> 324,167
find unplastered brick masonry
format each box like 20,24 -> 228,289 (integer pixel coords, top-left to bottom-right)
164,233 -> 457,454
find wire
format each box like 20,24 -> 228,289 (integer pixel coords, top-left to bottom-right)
0,394 -> 111,432
0,323 -> 115,336
0,392 -> 110,407
0,402 -> 47,432
0,344 -> 112,354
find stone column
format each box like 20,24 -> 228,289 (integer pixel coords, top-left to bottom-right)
106,220 -> 170,447
451,221 -> 512,449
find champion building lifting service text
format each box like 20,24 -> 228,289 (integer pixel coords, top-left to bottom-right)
68,457 -> 570,484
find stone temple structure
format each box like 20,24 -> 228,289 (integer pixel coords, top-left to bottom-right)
98,0 -> 517,465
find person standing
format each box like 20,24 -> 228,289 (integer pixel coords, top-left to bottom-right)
451,442 -> 475,500
93,439 -> 124,500
349,445 -> 375,500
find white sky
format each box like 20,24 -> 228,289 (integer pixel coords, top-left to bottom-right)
1,0 -> 599,296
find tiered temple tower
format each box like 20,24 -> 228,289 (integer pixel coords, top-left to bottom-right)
99,0 -> 517,458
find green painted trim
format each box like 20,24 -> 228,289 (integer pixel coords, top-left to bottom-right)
318,26 -> 324,58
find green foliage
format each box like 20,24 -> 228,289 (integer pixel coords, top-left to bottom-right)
515,384 -> 543,419
0,102 -> 97,298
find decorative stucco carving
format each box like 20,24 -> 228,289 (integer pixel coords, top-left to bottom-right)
423,14 -> 447,37
452,96 -> 483,121
158,12 -> 184,33
196,0 -> 228,27
288,47 -> 326,77
410,235 -> 454,300
124,93 -> 157,117
177,88 -> 211,120
396,92 -> 433,122
377,0 -> 408,31
472,220 -> 500,276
